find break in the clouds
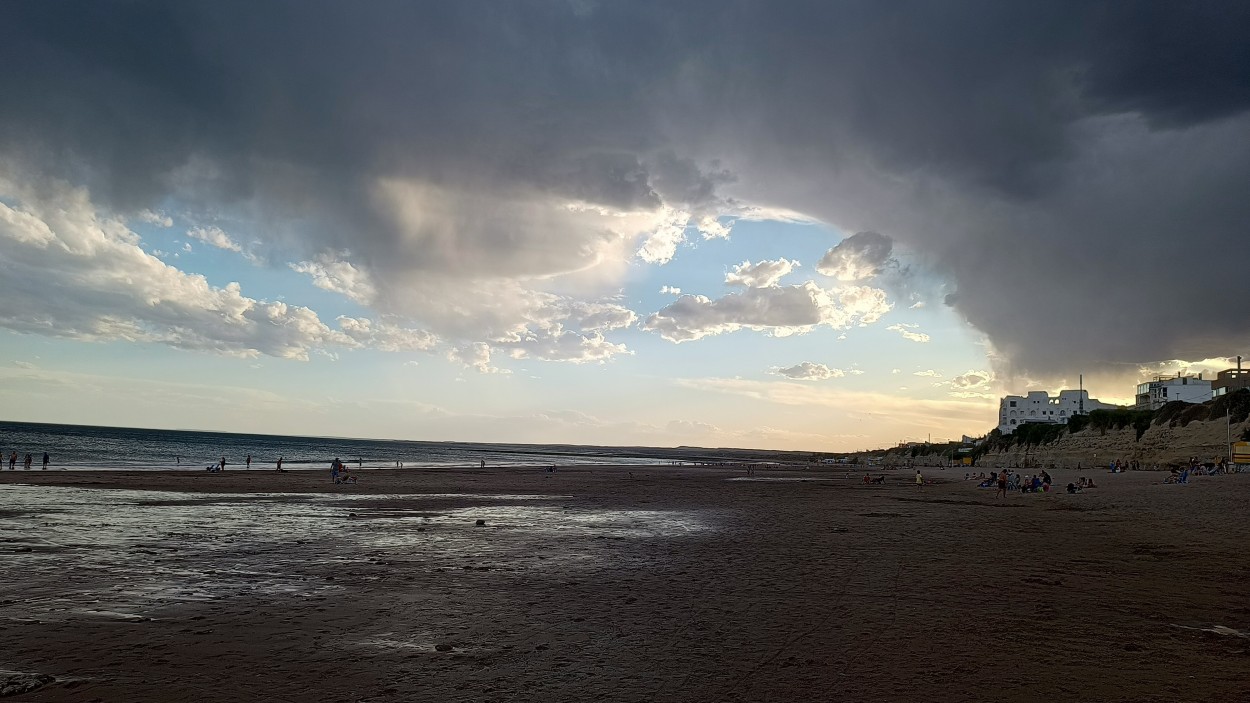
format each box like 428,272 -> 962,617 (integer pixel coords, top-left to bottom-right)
773,362 -> 845,381
0,175 -> 441,361
1,1 -> 1248,377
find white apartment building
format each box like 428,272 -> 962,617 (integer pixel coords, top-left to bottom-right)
1134,374 -> 1212,409
997,390 -> 1117,435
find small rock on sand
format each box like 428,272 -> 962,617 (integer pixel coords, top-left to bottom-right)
1,673 -> 55,696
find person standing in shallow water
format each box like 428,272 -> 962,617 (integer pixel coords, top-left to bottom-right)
246,454 -> 251,469
8,452 -> 15,470
42,452 -> 49,469
219,456 -> 226,471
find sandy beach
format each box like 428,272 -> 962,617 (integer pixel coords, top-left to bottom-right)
2,465 -> 1249,702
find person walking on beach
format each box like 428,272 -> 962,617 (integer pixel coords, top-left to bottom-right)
219,456 -> 226,471
42,452 -> 49,469
246,454 -> 252,469
8,452 -> 15,470
276,456 -> 284,472
996,470 -> 1007,498
24,454 -> 33,469
915,469 -> 923,488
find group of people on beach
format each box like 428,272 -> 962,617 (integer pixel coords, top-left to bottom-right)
330,458 -> 358,484
6,451 -> 48,470
857,470 -> 927,488
204,454 -> 289,472
970,469 -> 1058,497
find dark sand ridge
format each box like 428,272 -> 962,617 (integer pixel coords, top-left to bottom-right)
1,466 -> 1248,702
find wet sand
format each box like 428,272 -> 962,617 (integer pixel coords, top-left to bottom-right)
2,466 -> 1249,702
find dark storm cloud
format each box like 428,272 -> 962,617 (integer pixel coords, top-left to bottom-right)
1,0 -> 1248,373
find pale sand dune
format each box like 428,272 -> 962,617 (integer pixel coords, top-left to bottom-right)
1,466 -> 1248,702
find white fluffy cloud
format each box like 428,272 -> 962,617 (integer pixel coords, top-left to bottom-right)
773,362 -> 845,380
816,231 -> 895,282
186,225 -> 242,253
291,255 -> 378,305
636,207 -> 692,264
336,316 -> 437,352
725,258 -> 798,288
948,370 -> 993,389
643,282 -> 891,343
448,342 -> 508,374
138,209 -> 173,227
913,369 -> 941,378
887,323 -> 931,343
696,216 -> 732,240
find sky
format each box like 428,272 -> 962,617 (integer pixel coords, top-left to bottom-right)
1,1 -> 1248,452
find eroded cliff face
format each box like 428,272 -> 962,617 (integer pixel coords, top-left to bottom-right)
975,415 -> 1248,470
887,415 -> 1248,471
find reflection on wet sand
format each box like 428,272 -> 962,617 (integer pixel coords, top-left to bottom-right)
0,485 -> 709,624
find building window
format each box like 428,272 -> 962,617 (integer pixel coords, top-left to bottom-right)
1010,420 -> 1016,425
1009,401 -> 1017,407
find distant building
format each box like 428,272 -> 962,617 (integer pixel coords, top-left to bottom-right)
1135,374 -> 1212,409
1212,357 -> 1250,399
997,390 -> 1117,435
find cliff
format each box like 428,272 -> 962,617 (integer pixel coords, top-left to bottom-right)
975,413 -> 1247,469
888,389 -> 1250,471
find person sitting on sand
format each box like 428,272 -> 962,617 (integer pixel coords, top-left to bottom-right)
863,473 -> 871,484
1066,482 -> 1081,494
1086,478 -> 1097,488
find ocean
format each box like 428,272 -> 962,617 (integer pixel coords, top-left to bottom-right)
0,421 -> 764,471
